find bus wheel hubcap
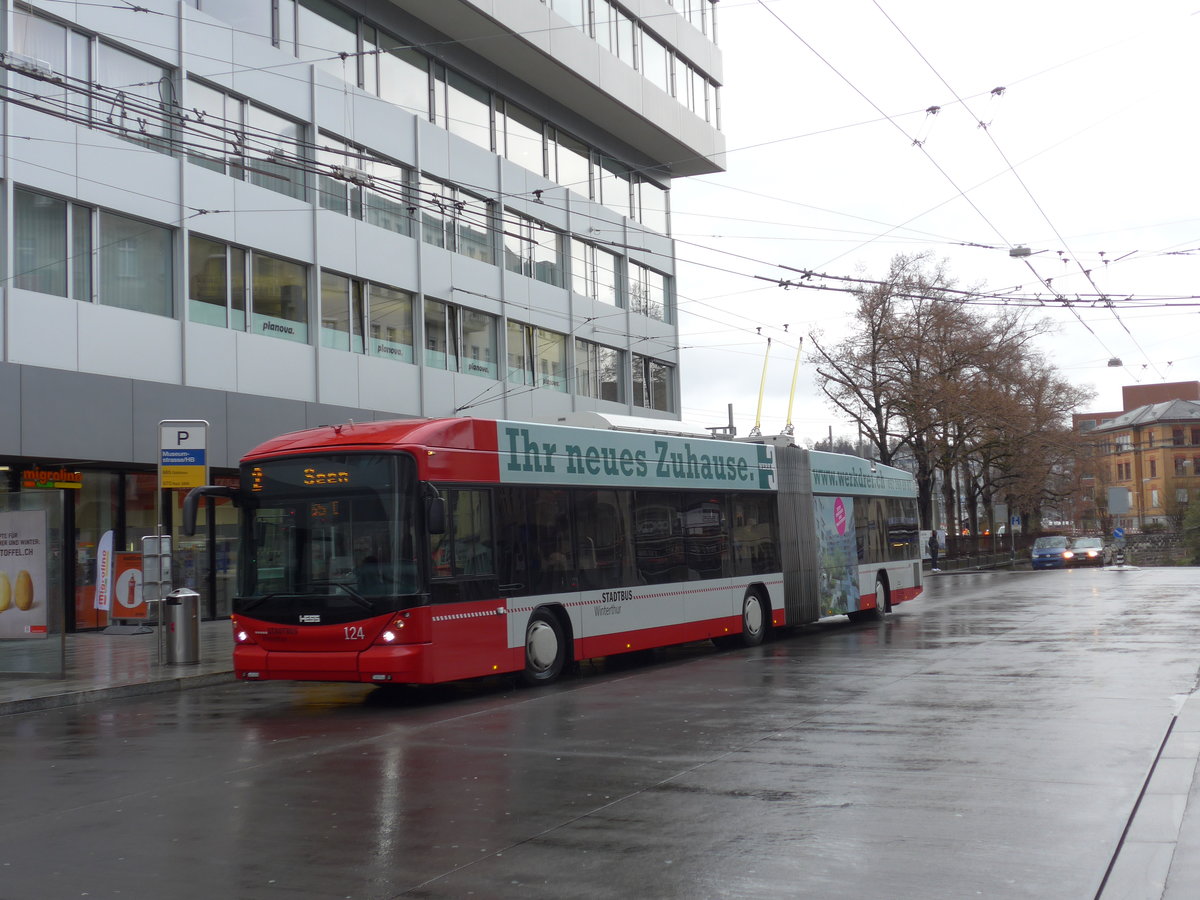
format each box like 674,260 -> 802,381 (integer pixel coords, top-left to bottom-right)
745,597 -> 763,636
527,621 -> 558,671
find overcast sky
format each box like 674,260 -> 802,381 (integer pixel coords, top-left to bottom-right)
669,0 -> 1200,442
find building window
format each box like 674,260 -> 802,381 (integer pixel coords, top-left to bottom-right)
595,2 -> 638,67
186,79 -> 246,175
629,261 -> 669,321
14,192 -> 174,319
98,212 -> 173,317
632,354 -> 674,411
251,253 -> 308,341
245,104 -> 307,201
96,42 -> 174,154
640,33 -> 670,93
296,0 -> 360,83
571,240 -> 619,305
13,188 -> 92,301
419,178 -> 494,263
189,237 -> 308,341
368,283 -> 415,363
500,101 -> 545,175
1178,488 -> 1189,504
437,68 -> 493,150
549,130 -> 591,195
198,1 -> 273,39
1150,489 -> 1160,509
320,274 -> 414,360
425,300 -> 497,377
1149,459 -> 1157,478
12,8 -> 176,154
1176,458 -> 1187,476
10,8 -> 78,109
1173,428 -> 1186,446
636,178 -> 670,234
320,272 -> 364,352
461,309 -> 499,378
503,213 -> 563,286
376,37 -> 430,117
317,134 -> 414,236
549,0 -> 589,33
185,80 -> 306,201
575,339 -> 623,401
597,156 -> 631,219
507,322 -> 568,392
188,235 -> 246,328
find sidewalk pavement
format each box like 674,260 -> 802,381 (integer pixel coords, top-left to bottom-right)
2,620 -> 1200,899
0,619 -> 234,716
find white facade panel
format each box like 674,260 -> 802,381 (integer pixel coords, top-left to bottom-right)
345,93 -> 419,165
76,143 -> 181,223
77,302 -> 181,383
184,324 -> 240,392
72,1 -> 179,62
230,182 -> 313,262
358,356 -> 421,413
235,333 -> 316,402
316,347 -> 362,408
7,111 -> 79,189
350,222 -> 420,292
7,290 -> 79,370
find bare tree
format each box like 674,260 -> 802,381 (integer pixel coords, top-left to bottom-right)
810,252 -> 1086,534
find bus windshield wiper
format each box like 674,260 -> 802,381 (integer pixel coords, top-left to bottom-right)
308,580 -> 373,610
237,593 -> 280,613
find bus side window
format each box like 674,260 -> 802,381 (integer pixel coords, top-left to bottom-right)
430,489 -> 495,577
531,489 -> 575,593
575,489 -> 636,590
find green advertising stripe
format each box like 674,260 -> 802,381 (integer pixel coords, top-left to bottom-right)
497,423 -> 777,491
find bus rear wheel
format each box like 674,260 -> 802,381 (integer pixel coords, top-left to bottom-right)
739,591 -> 767,647
851,574 -> 888,623
522,609 -> 566,686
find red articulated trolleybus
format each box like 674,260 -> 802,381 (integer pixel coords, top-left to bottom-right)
183,416 -> 922,687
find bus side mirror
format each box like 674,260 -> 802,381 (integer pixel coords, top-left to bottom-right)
182,485 -> 239,536
426,496 -> 447,535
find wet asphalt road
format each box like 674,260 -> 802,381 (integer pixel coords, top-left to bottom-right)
3,567 -> 1199,900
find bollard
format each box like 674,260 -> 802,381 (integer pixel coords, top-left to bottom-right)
163,588 -> 200,665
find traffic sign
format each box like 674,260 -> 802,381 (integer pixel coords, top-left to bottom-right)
159,420 -> 209,490
1113,527 -> 1125,540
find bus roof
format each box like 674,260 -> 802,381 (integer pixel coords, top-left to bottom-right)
240,417 -> 915,498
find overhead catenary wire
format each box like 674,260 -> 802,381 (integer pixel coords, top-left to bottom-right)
868,0 -> 1163,380
3,27 -> 1196,374
8,74 -> 1200,318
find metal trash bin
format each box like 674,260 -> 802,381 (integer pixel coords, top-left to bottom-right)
163,588 -> 200,665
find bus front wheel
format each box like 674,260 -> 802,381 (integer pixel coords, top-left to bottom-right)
522,609 -> 566,686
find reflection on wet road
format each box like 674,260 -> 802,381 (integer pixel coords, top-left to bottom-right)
4,568 -> 1199,899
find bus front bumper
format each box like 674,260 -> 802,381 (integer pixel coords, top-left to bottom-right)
234,643 -> 431,684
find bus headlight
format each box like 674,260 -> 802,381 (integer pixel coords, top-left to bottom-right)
374,620 -> 406,645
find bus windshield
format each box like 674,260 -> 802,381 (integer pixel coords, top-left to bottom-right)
238,453 -> 421,620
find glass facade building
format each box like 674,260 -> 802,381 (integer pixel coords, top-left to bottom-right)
0,0 -> 724,630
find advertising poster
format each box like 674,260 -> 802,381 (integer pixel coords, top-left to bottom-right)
813,495 -> 858,616
0,508 -> 49,639
112,552 -> 148,619
93,530 -> 114,612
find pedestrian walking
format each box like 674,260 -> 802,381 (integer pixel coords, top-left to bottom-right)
928,532 -> 940,572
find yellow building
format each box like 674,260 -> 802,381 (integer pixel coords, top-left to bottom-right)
1084,400 -> 1200,531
